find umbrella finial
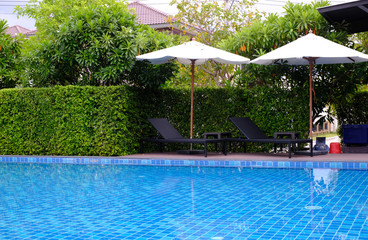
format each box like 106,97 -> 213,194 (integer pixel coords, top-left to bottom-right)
191,37 -> 195,41
309,29 -> 313,34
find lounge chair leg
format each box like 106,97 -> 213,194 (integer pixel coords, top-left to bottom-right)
288,142 -> 291,158
223,140 -> 227,155
310,140 -> 313,157
139,140 -> 144,153
204,143 -> 207,157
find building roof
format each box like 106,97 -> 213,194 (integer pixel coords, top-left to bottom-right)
128,1 -> 195,36
318,0 -> 368,34
5,25 -> 32,37
25,29 -> 37,37
128,1 -> 171,25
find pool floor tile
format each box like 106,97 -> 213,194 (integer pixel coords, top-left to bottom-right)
1,163 -> 368,239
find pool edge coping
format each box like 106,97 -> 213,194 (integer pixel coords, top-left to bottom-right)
1,155 -> 367,170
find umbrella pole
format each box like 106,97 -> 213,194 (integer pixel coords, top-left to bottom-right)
190,60 -> 195,140
309,61 -> 314,139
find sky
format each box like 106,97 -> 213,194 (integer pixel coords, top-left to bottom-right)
0,0 -> 356,31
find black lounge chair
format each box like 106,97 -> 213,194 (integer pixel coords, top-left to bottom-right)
227,117 -> 313,158
141,118 -> 227,157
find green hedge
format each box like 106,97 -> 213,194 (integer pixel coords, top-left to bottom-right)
335,92 -> 368,138
0,85 -> 309,156
0,86 -> 138,155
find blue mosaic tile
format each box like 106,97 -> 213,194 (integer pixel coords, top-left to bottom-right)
342,162 -> 348,168
0,156 -> 368,171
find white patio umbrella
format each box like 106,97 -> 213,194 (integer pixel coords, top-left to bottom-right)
250,31 -> 368,138
137,39 -> 250,138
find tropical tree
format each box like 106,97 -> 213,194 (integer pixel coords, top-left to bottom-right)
352,32 -> 368,92
16,0 -> 114,38
352,32 -> 368,53
222,0 -> 368,125
0,19 -> 24,89
167,0 -> 264,87
17,0 -> 178,88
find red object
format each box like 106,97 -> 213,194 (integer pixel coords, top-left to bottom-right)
329,142 -> 342,154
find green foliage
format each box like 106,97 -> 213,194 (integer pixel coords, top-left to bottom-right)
18,0 -> 177,88
127,27 -> 180,88
222,0 -> 344,57
351,32 -> 368,53
335,92 -> 368,140
335,92 -> 368,125
163,64 -> 206,89
0,85 -> 309,155
222,0 -> 368,126
0,86 -> 141,155
128,60 -> 177,88
0,19 -> 24,88
16,0 -> 119,37
171,0 -> 263,45
358,84 -> 368,92
167,0 -> 263,87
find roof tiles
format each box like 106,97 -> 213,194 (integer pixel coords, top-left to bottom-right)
5,25 -> 32,37
128,1 -> 172,25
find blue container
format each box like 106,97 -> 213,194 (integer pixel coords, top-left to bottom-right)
343,124 -> 368,145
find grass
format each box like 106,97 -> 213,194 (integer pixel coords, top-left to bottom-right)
313,132 -> 338,141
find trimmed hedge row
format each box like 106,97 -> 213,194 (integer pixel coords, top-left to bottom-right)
0,86 -> 138,155
0,85 -> 309,156
335,92 -> 368,138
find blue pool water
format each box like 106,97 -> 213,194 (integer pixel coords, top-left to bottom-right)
1,163 -> 368,239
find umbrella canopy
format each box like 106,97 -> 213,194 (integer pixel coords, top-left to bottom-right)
251,32 -> 368,138
137,40 -> 250,65
137,40 -> 250,138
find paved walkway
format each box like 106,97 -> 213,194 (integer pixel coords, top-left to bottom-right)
131,135 -> 358,162
128,135 -> 368,163
126,151 -> 368,162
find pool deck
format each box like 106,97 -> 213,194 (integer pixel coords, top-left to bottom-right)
127,136 -> 368,163
125,151 -> 368,162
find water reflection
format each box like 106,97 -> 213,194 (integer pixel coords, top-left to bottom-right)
306,168 -> 339,196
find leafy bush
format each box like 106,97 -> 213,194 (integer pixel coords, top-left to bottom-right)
0,19 -> 24,88
19,1 -> 177,88
335,92 -> 368,139
0,86 -> 137,155
0,85 -> 310,156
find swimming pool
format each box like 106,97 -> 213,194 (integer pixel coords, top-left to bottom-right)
1,163 -> 368,239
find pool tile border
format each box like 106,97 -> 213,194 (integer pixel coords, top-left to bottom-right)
0,156 -> 367,170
